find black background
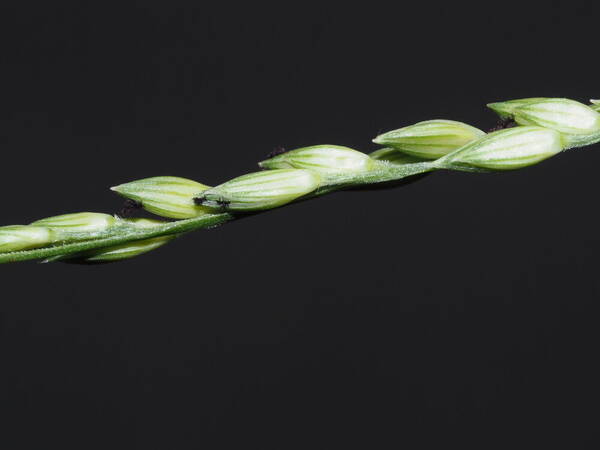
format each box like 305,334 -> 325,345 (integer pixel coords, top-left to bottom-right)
1,2 -> 600,448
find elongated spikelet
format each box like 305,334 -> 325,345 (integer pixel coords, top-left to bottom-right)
77,236 -> 175,263
259,145 -> 376,175
50,218 -> 174,263
444,126 -> 564,170
111,176 -> 212,219
32,212 -> 116,234
3,95 -> 600,265
53,236 -> 175,264
372,120 -> 485,158
487,98 -> 548,118
196,169 -> 321,211
512,98 -> 600,135
0,225 -> 54,253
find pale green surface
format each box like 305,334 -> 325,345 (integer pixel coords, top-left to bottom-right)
2,95 -> 600,264
32,212 -> 117,236
0,225 -> 54,253
111,176 -> 212,219
487,98 -> 548,118
441,126 -> 563,170
0,213 -> 232,263
369,147 -> 428,164
198,169 -> 322,211
51,235 -> 176,263
512,99 -> 600,135
0,162 -> 436,263
259,145 -> 375,175
372,120 -> 485,158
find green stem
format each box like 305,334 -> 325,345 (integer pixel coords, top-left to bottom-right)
314,161 -> 437,194
0,213 -> 232,264
0,161 -> 437,264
